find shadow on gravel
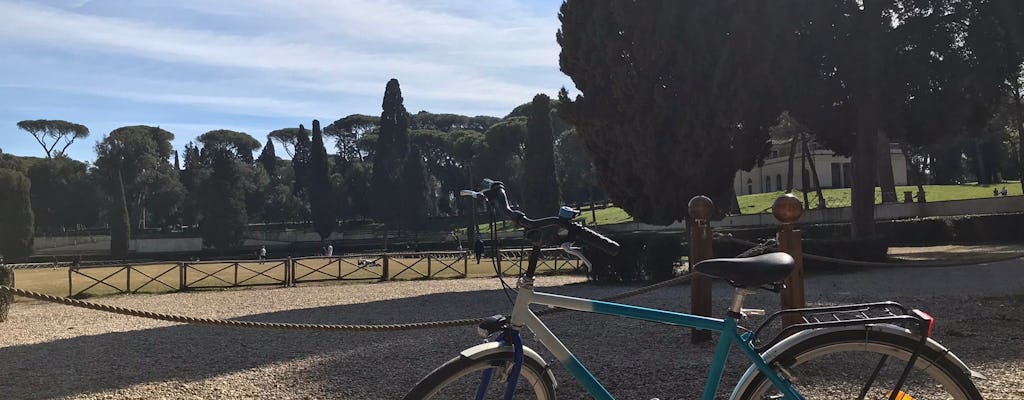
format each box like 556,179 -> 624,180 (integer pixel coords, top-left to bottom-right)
2,260 -> 1022,399
0,281 -> 645,399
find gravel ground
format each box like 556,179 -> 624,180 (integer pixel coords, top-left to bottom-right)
1,257 -> 1022,399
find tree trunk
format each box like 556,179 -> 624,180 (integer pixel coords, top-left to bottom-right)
110,170 -> 131,258
850,4 -> 883,239
799,136 -> 810,207
801,133 -> 827,209
1012,78 -> 1024,194
876,130 -> 897,203
973,139 -> 987,184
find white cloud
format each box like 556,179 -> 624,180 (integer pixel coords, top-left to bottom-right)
0,0 -> 568,115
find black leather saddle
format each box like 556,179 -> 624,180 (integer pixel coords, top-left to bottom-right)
694,252 -> 795,287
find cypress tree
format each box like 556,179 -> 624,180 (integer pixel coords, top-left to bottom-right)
309,120 -> 336,240
370,79 -> 411,228
399,146 -> 429,231
292,124 -> 312,198
199,148 -> 248,252
0,169 -> 34,262
523,93 -> 560,217
258,137 -> 277,177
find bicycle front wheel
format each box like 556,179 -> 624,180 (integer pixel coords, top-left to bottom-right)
736,327 -> 982,399
404,350 -> 557,400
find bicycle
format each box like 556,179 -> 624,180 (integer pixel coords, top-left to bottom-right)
404,179 -> 983,400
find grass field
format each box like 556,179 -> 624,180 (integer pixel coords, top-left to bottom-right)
8,254 -> 582,300
553,183 -> 1023,226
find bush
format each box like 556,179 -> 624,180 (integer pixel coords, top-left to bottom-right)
0,265 -> 11,321
802,234 -> 889,270
587,233 -> 683,282
946,213 -> 1024,243
878,218 -> 952,245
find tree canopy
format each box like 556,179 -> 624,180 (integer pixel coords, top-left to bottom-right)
197,130 -> 261,163
16,119 -> 89,158
94,125 -> 184,230
777,0 -> 1024,236
557,0 -> 783,225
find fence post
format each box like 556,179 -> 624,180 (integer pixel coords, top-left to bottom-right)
178,262 -> 184,291
688,195 -> 714,344
125,265 -> 131,294
463,251 -> 468,277
286,257 -> 293,287
381,254 -> 390,282
773,193 -> 805,328
427,254 -> 433,278
68,267 -> 73,297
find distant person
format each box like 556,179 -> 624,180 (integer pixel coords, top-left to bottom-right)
474,239 -> 485,264
258,245 -> 267,263
994,187 -> 1000,196
325,243 -> 333,257
1001,187 -> 1008,196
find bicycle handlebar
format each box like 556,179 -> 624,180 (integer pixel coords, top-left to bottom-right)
467,179 -> 620,256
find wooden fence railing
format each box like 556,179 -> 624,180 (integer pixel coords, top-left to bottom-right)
62,248 -> 583,297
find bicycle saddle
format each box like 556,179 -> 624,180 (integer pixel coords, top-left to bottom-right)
694,252 -> 795,287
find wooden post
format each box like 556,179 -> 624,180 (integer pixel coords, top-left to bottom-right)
381,254 -> 390,281
463,251 -> 468,277
772,193 -> 805,327
68,267 -> 73,297
688,195 -> 714,344
427,254 -> 433,277
178,262 -> 185,291
287,257 -> 294,287
125,265 -> 131,294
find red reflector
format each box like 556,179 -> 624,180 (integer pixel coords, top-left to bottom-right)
911,309 -> 934,337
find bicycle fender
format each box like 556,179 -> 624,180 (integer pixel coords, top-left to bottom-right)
460,341 -> 558,390
729,324 -> 977,400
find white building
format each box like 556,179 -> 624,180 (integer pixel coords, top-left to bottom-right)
733,138 -> 909,195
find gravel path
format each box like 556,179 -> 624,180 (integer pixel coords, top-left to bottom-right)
1,258 -> 1022,399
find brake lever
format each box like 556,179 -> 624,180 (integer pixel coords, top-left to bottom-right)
560,242 -> 593,272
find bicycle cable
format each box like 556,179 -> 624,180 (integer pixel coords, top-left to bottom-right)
487,200 -> 517,306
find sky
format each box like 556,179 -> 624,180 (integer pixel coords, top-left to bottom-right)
0,0 -> 573,162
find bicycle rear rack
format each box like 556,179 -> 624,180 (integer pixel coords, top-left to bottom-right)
749,301 -> 932,352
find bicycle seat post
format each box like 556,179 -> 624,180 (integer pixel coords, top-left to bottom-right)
728,287 -> 758,319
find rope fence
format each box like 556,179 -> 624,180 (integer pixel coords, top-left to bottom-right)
0,273 -> 695,332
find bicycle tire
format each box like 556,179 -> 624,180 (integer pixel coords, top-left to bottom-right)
404,350 -> 557,400
735,327 -> 982,399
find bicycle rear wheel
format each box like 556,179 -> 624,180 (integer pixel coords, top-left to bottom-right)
403,350 -> 557,400
736,327 -> 981,399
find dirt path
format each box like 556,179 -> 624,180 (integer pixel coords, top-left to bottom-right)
0,257 -> 1022,399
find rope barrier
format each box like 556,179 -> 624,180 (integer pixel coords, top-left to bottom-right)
0,274 -> 696,331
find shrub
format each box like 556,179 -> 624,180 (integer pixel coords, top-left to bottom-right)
588,233 -> 683,282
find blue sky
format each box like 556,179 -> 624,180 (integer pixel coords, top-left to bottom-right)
0,0 -> 573,162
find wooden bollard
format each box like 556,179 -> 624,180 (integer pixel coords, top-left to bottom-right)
688,195 -> 714,344
773,193 -> 805,327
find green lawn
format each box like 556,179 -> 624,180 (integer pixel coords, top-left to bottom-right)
535,182 -> 1023,226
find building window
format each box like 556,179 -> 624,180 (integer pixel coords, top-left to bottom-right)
776,174 -> 783,191
765,176 -> 772,192
747,178 -> 752,195
771,150 -> 779,159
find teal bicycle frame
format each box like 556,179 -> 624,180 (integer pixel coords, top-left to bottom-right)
507,281 -> 803,400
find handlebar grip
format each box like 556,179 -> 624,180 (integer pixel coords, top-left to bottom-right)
570,224 -> 620,256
